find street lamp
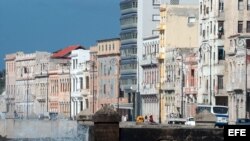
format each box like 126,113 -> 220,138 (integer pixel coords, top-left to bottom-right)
158,59 -> 163,123
175,49 -> 184,118
110,58 -> 120,112
200,42 -> 212,105
23,66 -> 29,119
236,37 -> 250,118
88,60 -> 96,113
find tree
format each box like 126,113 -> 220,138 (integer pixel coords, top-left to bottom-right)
0,69 -> 5,95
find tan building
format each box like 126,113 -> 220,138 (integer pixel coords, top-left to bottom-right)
15,52 -> 50,118
224,0 -> 250,122
95,38 -> 129,116
158,4 -> 199,122
34,52 -> 51,116
89,45 -> 98,113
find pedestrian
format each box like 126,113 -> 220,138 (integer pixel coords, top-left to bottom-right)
144,115 -> 148,122
149,115 -> 155,123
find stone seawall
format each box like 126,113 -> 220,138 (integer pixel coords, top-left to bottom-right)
120,126 -> 223,141
0,119 -> 78,139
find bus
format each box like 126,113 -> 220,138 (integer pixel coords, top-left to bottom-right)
196,104 -> 228,127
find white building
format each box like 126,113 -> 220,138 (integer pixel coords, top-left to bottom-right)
70,49 -> 90,119
137,0 -> 161,117
198,0 -> 227,106
141,36 -> 159,122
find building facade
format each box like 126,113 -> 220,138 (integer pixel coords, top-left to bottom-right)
89,46 -> 98,113
34,52 -> 51,116
137,0 -> 161,119
70,49 -> 90,118
95,38 -> 129,116
224,0 -> 250,122
120,0 -> 138,120
198,0 -> 227,107
158,4 -> 199,122
140,36 -> 159,122
5,53 -> 17,117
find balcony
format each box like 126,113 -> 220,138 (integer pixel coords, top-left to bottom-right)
156,52 -> 164,60
121,38 -> 137,44
120,69 -> 137,75
157,23 -> 166,31
121,7 -> 137,15
36,94 -> 46,102
121,23 -> 137,30
184,87 -> 198,95
161,81 -> 175,91
81,89 -> 90,97
140,84 -> 158,95
141,55 -> 158,66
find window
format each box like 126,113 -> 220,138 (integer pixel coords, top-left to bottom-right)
238,0 -> 244,10
104,84 -> 106,94
219,0 -> 224,11
188,17 -> 196,23
152,14 -> 160,21
80,77 -> 83,90
238,21 -> 243,33
248,0 -> 250,10
153,0 -> 160,5
247,21 -> 250,33
200,2 -> 202,14
86,76 -> 89,89
247,39 -> 250,49
218,75 -> 223,89
211,0 -> 213,11
200,24 -> 202,35
191,69 -> 195,86
210,21 -> 212,33
218,21 -> 224,38
218,47 -> 225,60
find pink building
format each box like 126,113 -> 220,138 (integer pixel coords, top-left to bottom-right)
49,45 -> 83,118
183,53 -> 198,118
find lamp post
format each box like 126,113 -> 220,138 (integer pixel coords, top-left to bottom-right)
88,60 -> 96,114
236,37 -> 249,118
158,59 -> 163,123
110,58 -> 120,112
23,66 -> 29,119
200,42 -> 212,105
175,50 -> 184,118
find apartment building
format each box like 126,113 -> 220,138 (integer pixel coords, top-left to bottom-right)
49,45 -> 84,118
225,0 -> 250,122
158,4 -> 199,122
141,35 -> 159,122
34,52 -> 51,116
5,53 -> 17,117
95,38 -> 128,116
198,0 -> 227,106
15,52 -> 51,118
70,49 -> 90,118
120,0 -> 138,120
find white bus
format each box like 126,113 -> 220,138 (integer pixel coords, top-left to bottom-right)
196,104 -> 228,127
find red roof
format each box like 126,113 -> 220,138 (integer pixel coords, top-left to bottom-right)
51,45 -> 84,58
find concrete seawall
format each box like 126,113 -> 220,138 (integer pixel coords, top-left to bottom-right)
0,119 -> 78,139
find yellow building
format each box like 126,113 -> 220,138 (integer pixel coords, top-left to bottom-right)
157,4 -> 199,122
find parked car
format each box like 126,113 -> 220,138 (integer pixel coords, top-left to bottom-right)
49,112 -> 58,120
236,118 -> 250,125
185,117 -> 196,126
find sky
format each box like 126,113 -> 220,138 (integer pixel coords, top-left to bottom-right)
0,0 -> 198,70
0,0 -> 120,70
